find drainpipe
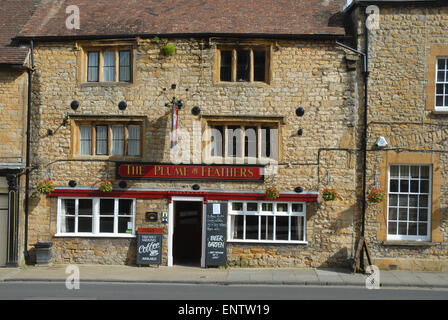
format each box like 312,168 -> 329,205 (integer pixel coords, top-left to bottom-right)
24,39 -> 34,264
336,7 -> 370,271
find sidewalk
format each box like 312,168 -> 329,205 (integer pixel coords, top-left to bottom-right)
1,265 -> 448,289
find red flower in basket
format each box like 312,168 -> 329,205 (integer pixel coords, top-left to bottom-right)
99,180 -> 113,192
322,188 -> 342,201
37,180 -> 56,194
367,188 -> 386,204
265,186 -> 280,200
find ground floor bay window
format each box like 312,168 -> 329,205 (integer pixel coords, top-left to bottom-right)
228,201 -> 306,243
56,198 -> 136,237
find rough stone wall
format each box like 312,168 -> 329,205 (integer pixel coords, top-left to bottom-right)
356,4 -> 448,271
28,38 -> 360,267
0,70 -> 27,164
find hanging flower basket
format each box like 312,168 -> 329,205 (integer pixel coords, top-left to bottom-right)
367,188 -> 386,204
37,180 -> 56,195
322,188 -> 342,201
265,186 -> 280,200
99,180 -> 113,192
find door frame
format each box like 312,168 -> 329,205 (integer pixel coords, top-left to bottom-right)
168,197 -> 205,267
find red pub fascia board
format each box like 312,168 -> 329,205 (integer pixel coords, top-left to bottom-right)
48,189 -> 318,203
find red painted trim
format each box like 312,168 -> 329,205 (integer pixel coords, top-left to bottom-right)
48,189 -> 318,202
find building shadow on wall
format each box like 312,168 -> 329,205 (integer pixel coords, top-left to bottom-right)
146,111 -> 170,163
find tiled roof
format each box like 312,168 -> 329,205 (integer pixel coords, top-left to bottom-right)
0,0 -> 40,65
17,0 -> 346,40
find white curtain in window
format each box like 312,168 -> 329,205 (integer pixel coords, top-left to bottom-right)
103,51 -> 115,82
80,125 -> 92,155
112,125 -> 124,155
119,51 -> 130,82
96,126 -> 108,155
87,52 -> 99,82
127,125 -> 140,156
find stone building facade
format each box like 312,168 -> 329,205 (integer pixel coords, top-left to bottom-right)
3,0 -> 447,271
346,0 -> 448,271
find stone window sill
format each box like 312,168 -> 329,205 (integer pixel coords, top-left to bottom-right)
430,110 -> 448,115
382,241 -> 436,247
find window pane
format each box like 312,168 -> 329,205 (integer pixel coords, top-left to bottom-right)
399,208 -> 408,221
408,222 -> 417,235
220,50 -> 232,82
100,217 -> 114,233
410,180 -> 419,193
409,208 -> 418,221
261,127 -> 276,158
400,166 -> 409,178
409,195 -> 418,207
419,195 -> 428,207
63,199 -> 75,215
410,166 -> 420,178
419,209 -> 428,222
227,126 -> 242,157
119,51 -> 131,82
253,50 -> 266,81
210,126 -> 224,157
80,125 -> 92,155
262,203 -> 273,212
418,223 -> 427,236
389,194 -> 398,206
388,222 -> 397,234
420,180 -> 429,193
78,217 -> 92,232
236,50 -> 250,82
290,216 -> 304,241
112,125 -> 124,155
438,58 -> 446,70
246,202 -> 258,211
276,203 -> 288,212
100,199 -> 115,215
78,199 -> 92,215
65,217 -> 75,233
275,216 -> 289,240
87,52 -> 99,82
119,199 -> 133,215
388,208 -> 397,220
232,202 -> 243,211
95,126 -> 108,155
244,127 -> 257,158
246,215 -> 259,240
292,204 -> 303,212
400,180 -> 409,193
420,166 -> 429,179
118,217 -> 131,233
260,216 -> 273,240
399,195 -> 408,207
103,51 -> 115,82
390,179 -> 399,192
128,125 -> 141,156
390,165 -> 399,178
231,215 -> 244,239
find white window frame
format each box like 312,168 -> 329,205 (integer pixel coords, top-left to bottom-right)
435,57 -> 448,111
386,164 -> 432,241
227,201 -> 307,244
56,197 -> 136,238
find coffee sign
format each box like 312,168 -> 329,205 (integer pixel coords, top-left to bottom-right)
136,233 -> 162,265
116,163 -> 264,181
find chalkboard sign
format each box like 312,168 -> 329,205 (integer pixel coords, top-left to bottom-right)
136,233 -> 163,265
205,202 -> 227,267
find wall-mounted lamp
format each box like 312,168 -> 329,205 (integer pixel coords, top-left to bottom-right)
68,180 -> 77,188
192,106 -> 201,115
118,101 -> 127,111
70,100 -> 79,111
294,186 -> 303,193
119,181 -> 128,189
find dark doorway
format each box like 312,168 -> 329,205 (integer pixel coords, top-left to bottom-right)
173,201 -> 203,266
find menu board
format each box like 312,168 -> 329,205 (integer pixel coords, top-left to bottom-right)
205,203 -> 227,267
136,233 -> 162,265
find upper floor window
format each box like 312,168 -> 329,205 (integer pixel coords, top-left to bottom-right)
435,58 -> 448,110
215,46 -> 271,83
73,118 -> 144,158
205,122 -> 278,164
83,46 -> 132,83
